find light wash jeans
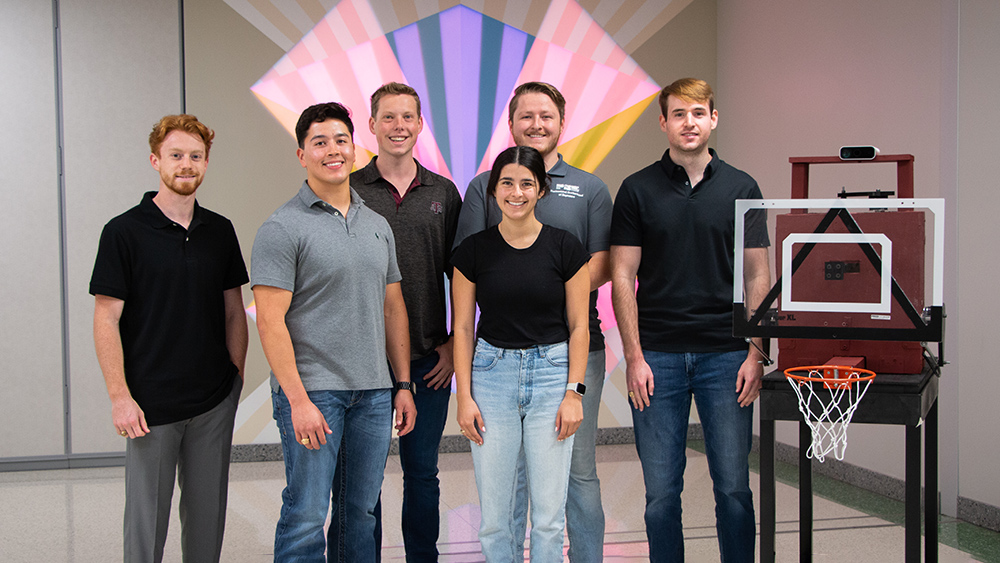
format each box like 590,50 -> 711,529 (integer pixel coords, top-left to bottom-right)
511,350 -> 607,562
469,339 -> 574,563
632,350 -> 755,563
272,387 -> 391,563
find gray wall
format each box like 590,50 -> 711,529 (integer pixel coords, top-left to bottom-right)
63,0 -> 185,457
182,0 -> 306,444
1,1 -> 64,458
957,0 -> 1000,512
0,0 -> 183,462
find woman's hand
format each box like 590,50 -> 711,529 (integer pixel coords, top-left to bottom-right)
457,394 -> 485,446
555,393 -> 583,441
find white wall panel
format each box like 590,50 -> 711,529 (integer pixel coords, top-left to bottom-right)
957,0 -> 1000,510
0,1 -> 65,458
60,0 -> 182,454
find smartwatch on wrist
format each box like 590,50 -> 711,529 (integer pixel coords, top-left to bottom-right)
566,382 -> 586,396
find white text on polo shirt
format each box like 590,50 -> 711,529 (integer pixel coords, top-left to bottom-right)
551,183 -> 583,199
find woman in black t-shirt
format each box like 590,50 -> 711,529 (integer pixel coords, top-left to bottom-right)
452,146 -> 590,562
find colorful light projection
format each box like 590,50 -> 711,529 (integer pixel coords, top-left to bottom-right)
242,0 -> 661,441
250,0 -> 660,194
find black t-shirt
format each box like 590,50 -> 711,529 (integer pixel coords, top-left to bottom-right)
90,192 -> 249,426
610,149 -> 769,352
452,224 -> 589,349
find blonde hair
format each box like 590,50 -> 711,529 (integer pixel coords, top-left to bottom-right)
658,78 -> 715,116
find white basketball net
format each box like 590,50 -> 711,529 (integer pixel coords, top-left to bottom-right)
786,368 -> 874,462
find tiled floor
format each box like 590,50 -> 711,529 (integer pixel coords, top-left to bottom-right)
1,444 -> 996,562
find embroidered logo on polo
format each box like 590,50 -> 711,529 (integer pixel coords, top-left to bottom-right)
430,201 -> 444,214
551,183 -> 584,199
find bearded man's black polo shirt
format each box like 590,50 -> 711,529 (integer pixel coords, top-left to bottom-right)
90,192 -> 248,425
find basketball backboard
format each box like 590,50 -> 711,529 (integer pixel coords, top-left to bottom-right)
733,197 -> 945,372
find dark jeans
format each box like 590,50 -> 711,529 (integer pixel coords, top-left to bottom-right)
329,351 -> 450,562
632,350 -> 756,563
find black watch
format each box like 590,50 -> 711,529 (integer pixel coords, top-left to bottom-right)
566,382 -> 586,396
395,381 -> 415,395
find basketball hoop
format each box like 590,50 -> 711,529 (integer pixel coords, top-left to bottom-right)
784,365 -> 877,462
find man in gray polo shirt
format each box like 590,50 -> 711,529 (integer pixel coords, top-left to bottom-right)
251,102 -> 416,561
453,81 -> 613,563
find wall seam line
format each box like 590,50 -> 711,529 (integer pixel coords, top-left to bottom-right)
52,0 -> 73,457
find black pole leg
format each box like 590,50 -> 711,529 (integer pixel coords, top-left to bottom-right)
926,401 -> 939,563
799,420 -> 812,563
905,422 -> 921,562
761,419 -> 776,563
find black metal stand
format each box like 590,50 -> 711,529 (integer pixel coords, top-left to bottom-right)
758,360 -> 940,563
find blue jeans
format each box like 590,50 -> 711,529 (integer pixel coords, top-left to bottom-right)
632,350 -> 755,563
511,350 -> 607,562
329,352 -> 450,563
272,387 -> 392,563
470,339 -> 574,563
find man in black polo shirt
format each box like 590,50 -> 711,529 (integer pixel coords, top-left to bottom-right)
91,114 -> 249,563
610,78 -> 770,563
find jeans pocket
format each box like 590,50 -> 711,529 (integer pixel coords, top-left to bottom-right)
271,391 -> 287,437
472,347 -> 501,372
543,341 -> 570,368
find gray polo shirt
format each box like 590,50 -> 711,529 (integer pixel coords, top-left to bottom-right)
454,155 -> 613,350
251,182 -> 402,392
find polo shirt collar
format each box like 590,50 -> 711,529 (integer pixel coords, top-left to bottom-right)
356,157 -> 383,185
296,180 -> 365,210
660,148 -> 720,183
357,155 -> 429,190
548,154 -> 569,178
138,191 -> 208,230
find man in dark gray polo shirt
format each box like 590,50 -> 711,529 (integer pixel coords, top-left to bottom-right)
251,102 -> 416,561
337,82 -> 462,562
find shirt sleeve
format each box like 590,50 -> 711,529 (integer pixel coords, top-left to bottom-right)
222,219 -> 250,290
443,180 -> 463,273
610,180 -> 643,247
587,179 -> 613,254
384,219 -> 402,284
744,183 -> 771,248
250,219 -> 297,292
453,174 -> 489,250
89,221 -> 130,299
560,229 -> 591,281
451,235 -> 477,283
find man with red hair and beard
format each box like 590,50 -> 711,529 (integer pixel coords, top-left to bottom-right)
91,114 -> 249,563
